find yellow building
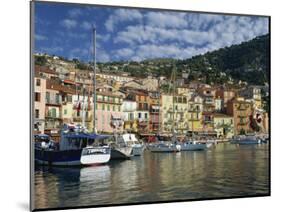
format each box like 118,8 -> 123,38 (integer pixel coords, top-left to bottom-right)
161,94 -> 189,134
213,113 -> 234,138
187,94 -> 203,132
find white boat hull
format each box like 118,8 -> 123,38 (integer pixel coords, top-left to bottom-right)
180,143 -> 206,151
110,146 -> 133,160
148,144 -> 180,153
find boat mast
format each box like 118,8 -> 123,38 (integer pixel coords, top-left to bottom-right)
82,86 -> 86,128
93,27 -> 97,133
158,78 -> 161,136
172,66 -> 176,136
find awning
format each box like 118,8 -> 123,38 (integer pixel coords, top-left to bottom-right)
152,106 -> 160,110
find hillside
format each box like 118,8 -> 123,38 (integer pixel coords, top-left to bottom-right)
35,34 -> 270,86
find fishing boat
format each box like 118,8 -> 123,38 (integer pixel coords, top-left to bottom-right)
35,124 -> 111,166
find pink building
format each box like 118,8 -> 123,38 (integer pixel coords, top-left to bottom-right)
95,92 -> 124,134
34,76 -> 46,134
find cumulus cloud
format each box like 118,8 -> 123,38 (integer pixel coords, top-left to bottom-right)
68,8 -> 82,17
105,8 -> 143,31
81,21 -> 92,30
112,12 -> 269,60
35,34 -> 48,41
60,19 -> 77,29
145,11 -> 187,28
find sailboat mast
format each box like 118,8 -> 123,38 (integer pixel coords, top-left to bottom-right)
172,67 -> 175,134
93,27 -> 97,132
158,78 -> 161,135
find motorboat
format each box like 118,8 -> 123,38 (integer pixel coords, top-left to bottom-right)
34,124 -> 111,166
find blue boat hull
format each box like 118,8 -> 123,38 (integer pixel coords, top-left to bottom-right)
35,147 -> 111,166
35,148 -> 84,166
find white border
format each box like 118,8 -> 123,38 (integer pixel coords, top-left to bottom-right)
0,0 -> 280,211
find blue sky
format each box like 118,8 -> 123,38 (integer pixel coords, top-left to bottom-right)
34,2 -> 269,62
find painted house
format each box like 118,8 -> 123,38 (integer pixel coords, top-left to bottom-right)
198,87 -> 216,112
34,77 -> 46,134
121,99 -> 138,132
161,94 -> 189,134
95,92 -> 124,134
226,97 -> 253,135
187,94 -> 203,133
148,92 -> 161,133
239,86 -> 262,109
45,80 -> 63,141
213,113 -> 234,138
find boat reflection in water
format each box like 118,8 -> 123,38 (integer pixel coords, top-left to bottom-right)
35,165 -> 111,209
35,143 -> 269,210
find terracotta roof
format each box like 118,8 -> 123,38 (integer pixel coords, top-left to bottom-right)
35,65 -> 57,75
46,80 -> 76,94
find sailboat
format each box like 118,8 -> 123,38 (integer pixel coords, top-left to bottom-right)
34,28 -> 111,166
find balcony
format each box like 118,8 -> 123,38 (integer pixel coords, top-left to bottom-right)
46,99 -> 62,106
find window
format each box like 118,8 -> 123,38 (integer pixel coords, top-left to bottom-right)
35,92 -> 40,102
113,105 -> 115,111
107,104 -> 110,111
51,108 -> 56,118
145,113 -> 148,119
118,106 -> 121,112
36,79 -> 40,86
64,109 -> 67,115
35,109 -> 39,118
55,94 -> 60,104
102,104 -> 105,110
46,92 -> 50,103
138,113 -> 141,118
67,95 -> 72,102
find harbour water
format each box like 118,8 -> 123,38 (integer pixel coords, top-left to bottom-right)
34,143 -> 269,209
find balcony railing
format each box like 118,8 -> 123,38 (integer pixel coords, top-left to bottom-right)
46,99 -> 62,105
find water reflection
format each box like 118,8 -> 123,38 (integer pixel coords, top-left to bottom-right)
34,143 -> 269,209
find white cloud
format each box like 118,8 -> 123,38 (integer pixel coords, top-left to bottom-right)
68,8 -> 82,18
113,13 -> 269,61
96,34 -> 111,43
105,9 -> 143,31
81,21 -> 92,30
145,11 -> 187,28
35,34 -> 48,41
39,46 -> 63,54
114,48 -> 134,58
60,19 -> 77,29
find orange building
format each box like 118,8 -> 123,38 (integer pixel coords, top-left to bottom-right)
226,98 -> 253,135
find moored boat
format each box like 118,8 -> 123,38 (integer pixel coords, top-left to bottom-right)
122,133 -> 144,156
109,134 -> 133,160
230,135 -> 262,145
180,140 -> 207,151
35,124 -> 111,166
147,142 -> 181,153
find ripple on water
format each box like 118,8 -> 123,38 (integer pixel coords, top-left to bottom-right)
34,143 -> 269,209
